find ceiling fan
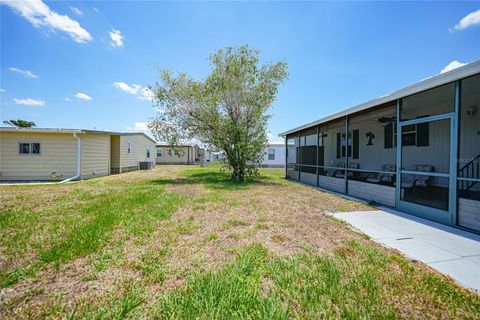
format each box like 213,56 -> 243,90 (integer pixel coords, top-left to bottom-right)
378,116 -> 396,123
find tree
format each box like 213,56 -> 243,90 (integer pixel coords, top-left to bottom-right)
149,46 -> 288,181
3,119 -> 36,128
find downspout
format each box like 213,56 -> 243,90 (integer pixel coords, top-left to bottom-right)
60,133 -> 81,183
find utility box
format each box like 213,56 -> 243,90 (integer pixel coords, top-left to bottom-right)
139,161 -> 155,170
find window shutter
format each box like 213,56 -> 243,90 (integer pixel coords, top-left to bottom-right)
353,130 -> 359,159
384,123 -> 393,149
416,122 -> 429,146
336,132 -> 341,158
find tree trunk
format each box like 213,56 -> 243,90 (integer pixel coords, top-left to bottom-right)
231,164 -> 244,182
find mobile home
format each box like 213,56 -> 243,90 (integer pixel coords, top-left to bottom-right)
0,128 -> 156,181
261,143 -> 285,168
155,144 -> 202,164
280,61 -> 480,233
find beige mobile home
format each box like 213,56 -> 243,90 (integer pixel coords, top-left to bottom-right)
156,144 -> 202,164
0,128 -> 156,181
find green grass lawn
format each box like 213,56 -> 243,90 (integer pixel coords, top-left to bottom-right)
0,164 -> 479,319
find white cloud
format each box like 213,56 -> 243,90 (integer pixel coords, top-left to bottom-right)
113,81 -> 153,101
267,131 -> 283,144
453,9 -> 480,31
134,122 -> 149,131
8,67 -> 38,78
13,98 -> 45,106
440,60 -> 467,74
92,7 -> 100,14
0,88 -> 6,92
74,92 -> 92,100
137,87 -> 154,101
65,97 -> 71,101
1,0 -> 93,43
113,81 -> 154,101
70,6 -> 83,16
113,82 -> 140,95
109,29 -> 123,47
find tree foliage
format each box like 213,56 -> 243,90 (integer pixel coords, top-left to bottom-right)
149,46 -> 288,181
3,119 -> 36,128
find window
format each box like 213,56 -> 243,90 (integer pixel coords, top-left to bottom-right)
341,132 -> 352,158
127,141 -> 132,154
335,130 -> 359,159
19,143 -> 30,154
156,148 -> 163,157
385,122 -> 428,148
267,148 -> 275,160
394,124 -> 416,146
146,145 -> 151,158
19,142 -> 40,155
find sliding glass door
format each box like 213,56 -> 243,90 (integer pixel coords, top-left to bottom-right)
396,82 -> 456,225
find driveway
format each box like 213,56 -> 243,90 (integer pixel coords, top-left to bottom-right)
333,209 -> 480,292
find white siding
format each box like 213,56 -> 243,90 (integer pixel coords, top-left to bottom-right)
0,132 -> 77,180
300,172 -> 317,186
261,144 -> 285,167
348,106 -> 397,172
318,175 -> 345,193
348,180 -> 396,207
458,198 -> 480,232
287,169 -> 298,181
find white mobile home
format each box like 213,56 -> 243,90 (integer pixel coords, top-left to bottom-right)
0,128 -> 156,181
280,61 -> 480,233
261,144 -> 285,168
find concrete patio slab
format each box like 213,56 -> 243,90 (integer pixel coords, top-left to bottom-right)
377,237 -> 460,263
333,209 -> 480,292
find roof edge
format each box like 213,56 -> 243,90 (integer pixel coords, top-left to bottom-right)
0,127 -> 157,144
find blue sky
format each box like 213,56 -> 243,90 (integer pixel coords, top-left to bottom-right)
1,1 -> 479,142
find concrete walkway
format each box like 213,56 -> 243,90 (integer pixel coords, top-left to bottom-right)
333,209 -> 480,292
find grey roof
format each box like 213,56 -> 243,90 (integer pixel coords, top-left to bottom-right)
156,144 -> 199,148
0,127 -> 157,143
279,60 -> 480,136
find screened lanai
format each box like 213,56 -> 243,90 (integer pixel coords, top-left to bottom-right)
282,62 -> 480,233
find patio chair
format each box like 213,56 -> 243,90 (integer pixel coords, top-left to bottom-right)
400,164 -> 433,188
400,174 -> 416,188
414,165 -> 433,187
326,162 -> 344,177
366,164 -> 395,184
381,164 -> 396,184
335,162 -> 359,178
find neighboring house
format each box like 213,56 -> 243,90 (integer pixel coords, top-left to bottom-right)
0,127 -> 156,181
280,61 -> 480,233
209,151 -> 226,162
260,143 -> 285,168
198,148 -> 210,163
156,144 -> 202,164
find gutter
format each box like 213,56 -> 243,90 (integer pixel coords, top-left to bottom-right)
60,133 -> 81,183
